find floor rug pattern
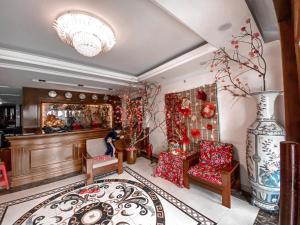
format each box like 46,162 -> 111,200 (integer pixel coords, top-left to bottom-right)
0,168 -> 216,225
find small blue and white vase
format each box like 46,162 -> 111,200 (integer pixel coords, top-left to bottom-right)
246,91 -> 285,212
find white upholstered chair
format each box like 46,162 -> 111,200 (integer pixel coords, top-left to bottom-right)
82,138 -> 123,185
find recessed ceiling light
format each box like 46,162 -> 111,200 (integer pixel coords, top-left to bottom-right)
32,79 -> 110,91
218,22 -> 232,31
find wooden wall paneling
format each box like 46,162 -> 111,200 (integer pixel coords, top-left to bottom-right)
272,1 -> 300,224
280,141 -> 299,225
275,11 -> 300,142
293,0 -> 300,100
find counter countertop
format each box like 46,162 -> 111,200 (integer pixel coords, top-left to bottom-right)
6,128 -> 110,140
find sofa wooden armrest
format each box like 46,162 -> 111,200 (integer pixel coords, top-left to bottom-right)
221,160 -> 239,175
220,160 -> 241,208
183,152 -> 199,188
83,138 -> 124,185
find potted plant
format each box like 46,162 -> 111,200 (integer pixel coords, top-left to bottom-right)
126,145 -> 137,164
210,18 -> 285,212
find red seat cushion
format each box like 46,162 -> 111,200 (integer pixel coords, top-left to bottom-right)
188,162 -> 222,185
199,140 -> 233,168
93,155 -> 112,163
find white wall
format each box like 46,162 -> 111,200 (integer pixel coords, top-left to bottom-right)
149,40 -> 284,190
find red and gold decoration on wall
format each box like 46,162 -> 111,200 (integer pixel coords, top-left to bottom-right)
201,102 -> 216,119
197,89 -> 207,101
165,83 -> 220,151
178,97 -> 191,117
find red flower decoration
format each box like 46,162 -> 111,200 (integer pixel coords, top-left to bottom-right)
207,124 -> 213,130
179,127 -> 190,145
197,90 -> 207,101
241,26 -> 246,31
201,103 -> 216,119
248,51 -> 255,57
182,136 -> 190,145
178,97 -> 191,117
191,128 -> 201,138
253,32 -> 260,38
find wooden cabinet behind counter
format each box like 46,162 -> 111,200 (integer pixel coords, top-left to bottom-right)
7,129 -> 110,187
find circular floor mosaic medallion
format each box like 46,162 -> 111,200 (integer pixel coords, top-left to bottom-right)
14,179 -> 165,225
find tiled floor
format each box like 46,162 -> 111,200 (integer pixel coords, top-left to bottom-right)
0,157 -> 278,225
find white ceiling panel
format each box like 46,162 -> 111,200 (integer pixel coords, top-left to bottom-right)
0,0 -> 204,75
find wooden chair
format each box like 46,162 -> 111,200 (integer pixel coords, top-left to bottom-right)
82,138 -> 123,185
0,162 -> 9,190
183,140 -> 240,208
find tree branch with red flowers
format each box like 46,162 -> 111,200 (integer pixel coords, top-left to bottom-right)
210,18 -> 266,96
117,82 -> 166,148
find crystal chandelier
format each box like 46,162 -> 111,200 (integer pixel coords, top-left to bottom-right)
53,11 -> 116,57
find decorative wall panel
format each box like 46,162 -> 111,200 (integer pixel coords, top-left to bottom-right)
165,83 -> 220,151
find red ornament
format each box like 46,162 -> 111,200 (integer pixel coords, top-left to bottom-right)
207,124 -> 213,130
191,128 -> 201,138
178,97 -> 191,117
201,103 -> 216,119
182,136 -> 190,145
179,127 -> 190,145
197,90 -> 207,101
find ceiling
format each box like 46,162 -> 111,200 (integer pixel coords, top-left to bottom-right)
0,0 -> 204,75
245,0 -> 279,42
0,0 -> 280,102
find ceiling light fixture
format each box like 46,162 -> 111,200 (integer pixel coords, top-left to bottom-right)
53,11 -> 116,57
32,79 -> 111,91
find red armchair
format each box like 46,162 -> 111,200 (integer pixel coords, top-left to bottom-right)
183,140 -> 240,208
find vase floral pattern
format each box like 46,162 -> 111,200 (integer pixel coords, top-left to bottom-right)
246,91 -> 285,212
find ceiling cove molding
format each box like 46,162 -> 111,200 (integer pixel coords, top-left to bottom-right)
0,62 -> 131,87
0,48 -> 138,83
138,44 -> 217,81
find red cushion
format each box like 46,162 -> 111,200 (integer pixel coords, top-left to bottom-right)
199,140 -> 233,168
188,162 -> 222,185
93,155 -> 112,163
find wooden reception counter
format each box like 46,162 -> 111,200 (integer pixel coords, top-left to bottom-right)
7,129 -> 110,187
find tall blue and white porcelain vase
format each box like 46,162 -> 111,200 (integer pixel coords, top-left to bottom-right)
246,91 -> 285,212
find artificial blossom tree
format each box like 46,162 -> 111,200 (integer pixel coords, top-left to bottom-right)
117,82 -> 166,150
210,18 -> 266,96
